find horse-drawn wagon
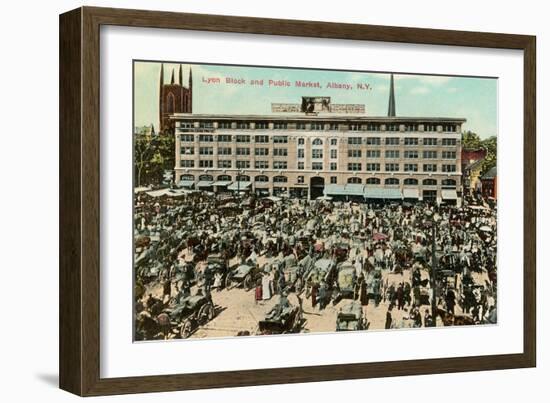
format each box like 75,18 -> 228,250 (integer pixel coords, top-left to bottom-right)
336,301 -> 367,331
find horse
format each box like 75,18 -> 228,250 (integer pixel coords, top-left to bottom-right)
437,308 -> 476,326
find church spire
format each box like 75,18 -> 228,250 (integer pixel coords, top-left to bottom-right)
170,68 -> 175,85
387,73 -> 396,117
178,64 -> 183,86
188,67 -> 193,87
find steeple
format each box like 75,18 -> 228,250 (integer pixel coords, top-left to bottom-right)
387,73 -> 396,117
188,67 -> 193,87
170,68 -> 175,85
159,63 -> 164,88
178,64 -> 183,86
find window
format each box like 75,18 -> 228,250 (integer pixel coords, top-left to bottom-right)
199,134 -> 214,142
330,149 -> 337,159
386,124 -> 398,132
236,174 -> 250,181
385,178 -> 399,185
273,123 -> 288,130
404,163 -> 418,172
298,149 -> 305,158
274,161 -> 288,169
329,162 -> 338,171
255,148 -> 269,156
422,150 -> 437,159
273,148 -> 288,157
217,175 -> 231,181
298,162 -> 305,170
404,150 -> 419,159
423,164 -> 437,172
236,160 -> 250,169
348,163 -> 362,171
199,147 -> 214,155
366,178 -> 380,185
218,122 -> 232,129
312,162 -> 323,170
218,147 -> 232,155
329,123 -> 339,131
312,138 -> 323,146
404,138 -> 419,146
423,179 -> 437,186
442,151 -> 457,159
273,176 -> 288,183
179,122 -> 193,130
180,160 -> 194,168
404,178 -> 418,186
330,176 -> 338,184
385,150 -> 399,159
237,122 -> 249,129
385,163 -> 399,172
423,138 -> 438,146
366,137 -> 381,145
312,149 -> 323,159
297,176 -> 304,184
385,137 -> 399,145
255,122 -> 268,129
442,138 -> 457,146
405,124 -> 418,132
255,161 -> 269,169
443,124 -> 456,132
366,150 -> 381,158
349,124 -> 360,131
236,135 -> 250,143
218,135 -> 233,143
180,134 -> 194,142
273,135 -> 288,143
311,123 -> 324,130
298,138 -> 305,145
348,137 -> 361,145
255,135 -> 269,143
442,164 -> 457,172
366,123 -> 380,131
199,121 -> 213,129
199,160 -> 213,168
296,123 -> 306,130
366,163 -> 380,171
255,175 -> 269,182
236,147 -> 250,156
181,146 -> 194,155
348,177 -> 362,184
198,174 -> 214,181
348,149 -> 362,158
218,160 -> 232,168
442,179 -> 457,187
330,138 -> 338,146
424,124 -> 437,132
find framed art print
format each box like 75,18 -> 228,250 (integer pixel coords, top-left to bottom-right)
59,6 -> 536,396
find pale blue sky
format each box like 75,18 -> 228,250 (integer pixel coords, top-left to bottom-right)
134,61 -> 497,139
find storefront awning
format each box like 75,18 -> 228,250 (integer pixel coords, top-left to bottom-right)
324,184 -> 366,196
197,181 -> 214,188
178,180 -> 194,188
228,181 -> 251,191
212,180 -> 232,186
441,189 -> 458,200
403,188 -> 420,199
364,187 -> 403,199
324,184 -> 347,196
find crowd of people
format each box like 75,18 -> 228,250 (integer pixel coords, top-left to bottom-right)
134,189 -> 498,339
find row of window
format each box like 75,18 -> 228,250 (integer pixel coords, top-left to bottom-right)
180,173 -> 456,187
182,121 -> 457,132
180,134 -> 458,146
180,159 -> 457,172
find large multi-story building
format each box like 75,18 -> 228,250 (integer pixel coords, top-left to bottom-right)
171,74 -> 465,205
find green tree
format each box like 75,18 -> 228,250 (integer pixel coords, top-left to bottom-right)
480,136 -> 497,175
461,130 -> 482,149
134,132 -> 175,187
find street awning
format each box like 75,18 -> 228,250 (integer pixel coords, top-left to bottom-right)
197,180 -> 213,188
228,181 -> 251,191
344,184 -> 365,196
403,188 -> 420,199
363,187 -> 403,199
178,180 -> 194,188
145,189 -> 170,198
324,184 -> 347,196
212,180 -> 232,186
442,189 -> 458,200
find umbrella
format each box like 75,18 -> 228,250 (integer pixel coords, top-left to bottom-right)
373,232 -> 388,241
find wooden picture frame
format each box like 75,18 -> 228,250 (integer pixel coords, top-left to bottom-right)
59,6 -> 536,396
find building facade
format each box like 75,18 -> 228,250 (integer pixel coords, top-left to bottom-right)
159,63 -> 192,134
171,94 -> 465,205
